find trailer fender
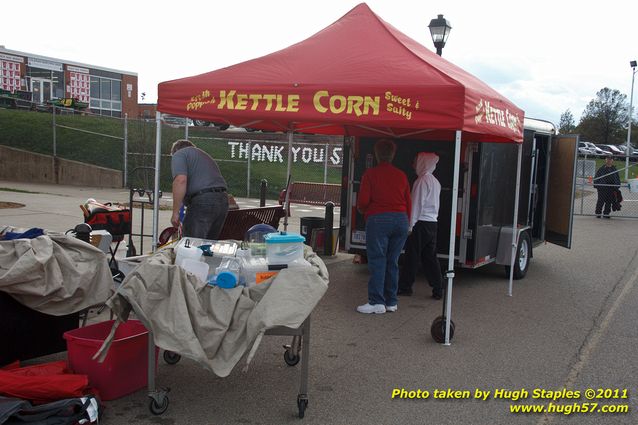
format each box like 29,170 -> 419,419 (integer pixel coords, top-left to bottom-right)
495,226 -> 532,266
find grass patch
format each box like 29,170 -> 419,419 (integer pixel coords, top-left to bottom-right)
0,108 -> 342,200
0,187 -> 41,194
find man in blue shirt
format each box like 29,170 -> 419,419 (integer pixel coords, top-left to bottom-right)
170,139 -> 228,239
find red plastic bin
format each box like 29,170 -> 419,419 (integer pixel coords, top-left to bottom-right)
64,320 -> 156,401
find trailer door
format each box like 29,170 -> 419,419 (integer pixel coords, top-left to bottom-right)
545,134 -> 578,248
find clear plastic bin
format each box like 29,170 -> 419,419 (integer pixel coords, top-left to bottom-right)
264,232 -> 305,265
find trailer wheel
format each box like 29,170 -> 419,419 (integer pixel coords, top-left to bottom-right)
430,315 -> 455,343
504,231 -> 531,280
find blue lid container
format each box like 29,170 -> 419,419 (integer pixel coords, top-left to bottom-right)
216,271 -> 238,288
264,232 -> 305,244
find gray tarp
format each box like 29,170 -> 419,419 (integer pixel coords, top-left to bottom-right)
102,246 -> 328,377
0,227 -> 114,315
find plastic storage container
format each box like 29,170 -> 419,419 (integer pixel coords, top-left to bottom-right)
240,256 -> 270,286
175,239 -> 203,267
64,320 -> 157,401
264,232 -> 305,265
181,258 -> 209,282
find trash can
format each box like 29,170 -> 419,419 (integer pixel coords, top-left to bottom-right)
299,217 -> 325,246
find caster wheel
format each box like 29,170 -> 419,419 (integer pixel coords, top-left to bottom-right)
297,395 -> 308,418
284,350 -> 300,366
163,350 -> 181,365
149,396 -> 169,415
430,315 -> 455,343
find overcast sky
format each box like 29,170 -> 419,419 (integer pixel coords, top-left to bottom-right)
3,0 -> 636,125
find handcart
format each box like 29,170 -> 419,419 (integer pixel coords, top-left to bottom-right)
101,246 -> 328,420
82,202 -> 132,268
147,318 -> 312,418
127,167 -> 163,257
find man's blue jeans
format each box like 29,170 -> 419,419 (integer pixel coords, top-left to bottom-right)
365,212 -> 409,306
183,191 -> 229,239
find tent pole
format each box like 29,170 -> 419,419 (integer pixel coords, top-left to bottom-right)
152,111 -> 162,252
507,143 -> 523,296
286,130 -> 293,181
444,131 -> 462,345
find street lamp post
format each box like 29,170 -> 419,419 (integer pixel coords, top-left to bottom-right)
626,60 -> 637,181
428,14 -> 452,56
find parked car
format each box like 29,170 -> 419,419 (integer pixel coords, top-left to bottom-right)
578,141 -> 595,156
596,144 -> 619,158
192,119 -> 230,131
581,141 -> 611,157
616,145 -> 638,161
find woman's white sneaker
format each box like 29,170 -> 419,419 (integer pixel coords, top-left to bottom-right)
356,303 -> 386,314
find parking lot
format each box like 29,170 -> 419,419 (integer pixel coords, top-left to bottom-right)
1,180 -> 637,424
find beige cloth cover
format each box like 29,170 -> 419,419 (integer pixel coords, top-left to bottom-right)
103,246 -> 329,377
0,227 -> 114,315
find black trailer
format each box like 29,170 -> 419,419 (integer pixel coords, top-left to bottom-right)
339,118 -> 578,280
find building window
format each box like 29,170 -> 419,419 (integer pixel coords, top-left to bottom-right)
90,75 -> 122,115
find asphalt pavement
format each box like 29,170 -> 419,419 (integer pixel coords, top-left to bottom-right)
1,179 -> 637,425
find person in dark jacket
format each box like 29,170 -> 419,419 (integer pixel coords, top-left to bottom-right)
593,155 -> 621,218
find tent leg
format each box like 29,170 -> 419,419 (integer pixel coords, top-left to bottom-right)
286,130 -> 293,183
152,112 -> 162,252
444,131 -> 462,345
508,143 -> 523,296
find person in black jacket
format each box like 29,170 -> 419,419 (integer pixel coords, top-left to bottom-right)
593,155 -> 621,218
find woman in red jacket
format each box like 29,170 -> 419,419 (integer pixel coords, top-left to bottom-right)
356,139 -> 411,314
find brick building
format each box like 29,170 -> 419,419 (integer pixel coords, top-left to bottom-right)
0,46 -> 138,118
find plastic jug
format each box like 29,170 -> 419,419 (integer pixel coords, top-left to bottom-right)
175,239 -> 203,267
181,258 -> 209,283
215,257 -> 242,288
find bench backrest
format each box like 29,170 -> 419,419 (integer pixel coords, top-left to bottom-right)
288,182 -> 341,206
218,205 -> 286,241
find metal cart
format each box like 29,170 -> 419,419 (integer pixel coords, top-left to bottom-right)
146,317 -> 312,418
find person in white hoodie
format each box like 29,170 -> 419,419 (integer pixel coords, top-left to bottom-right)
397,152 -> 443,299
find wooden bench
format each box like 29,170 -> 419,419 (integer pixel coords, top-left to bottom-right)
157,205 -> 285,246
278,182 -> 341,211
217,205 -> 286,241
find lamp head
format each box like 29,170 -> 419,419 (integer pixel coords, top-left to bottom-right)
428,14 -> 452,56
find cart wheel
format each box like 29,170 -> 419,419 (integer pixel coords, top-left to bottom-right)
297,395 -> 308,419
284,349 -> 300,366
149,396 -> 169,415
430,315 -> 455,343
163,350 -> 181,365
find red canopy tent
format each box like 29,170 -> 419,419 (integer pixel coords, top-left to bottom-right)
154,3 -> 526,344
157,3 -> 523,143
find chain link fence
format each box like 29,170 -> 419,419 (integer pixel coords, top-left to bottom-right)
0,108 -> 344,201
574,154 -> 638,218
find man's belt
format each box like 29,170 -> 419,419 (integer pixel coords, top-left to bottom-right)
185,187 -> 227,204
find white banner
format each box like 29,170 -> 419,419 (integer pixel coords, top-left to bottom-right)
28,57 -> 63,72
67,65 -> 89,74
0,53 -> 24,63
